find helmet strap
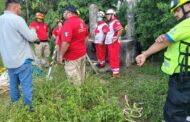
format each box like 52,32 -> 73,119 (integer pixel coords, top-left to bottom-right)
180,5 -> 190,20
108,14 -> 115,21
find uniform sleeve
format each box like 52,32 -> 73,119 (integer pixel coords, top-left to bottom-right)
45,23 -> 49,33
102,25 -> 109,34
52,28 -> 56,36
60,23 -> 72,43
29,22 -> 36,28
165,24 -> 190,43
113,21 -> 123,32
17,17 -> 38,42
86,25 -> 89,37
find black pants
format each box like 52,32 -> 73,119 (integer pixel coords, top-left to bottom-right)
164,74 -> 190,122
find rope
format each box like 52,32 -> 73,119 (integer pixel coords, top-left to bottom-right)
50,45 -> 57,66
86,55 -> 98,74
47,45 -> 58,80
122,95 -> 143,122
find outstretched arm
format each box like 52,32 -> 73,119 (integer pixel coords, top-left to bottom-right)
136,34 -> 171,66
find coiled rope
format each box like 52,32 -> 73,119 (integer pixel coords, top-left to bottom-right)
123,95 -> 143,122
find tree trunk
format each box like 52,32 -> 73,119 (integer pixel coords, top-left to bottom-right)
25,0 -> 29,24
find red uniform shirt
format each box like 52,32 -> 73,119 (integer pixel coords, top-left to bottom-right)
60,16 -> 89,60
52,27 -> 62,47
111,18 -> 123,37
94,21 -> 109,35
30,21 -> 49,41
52,27 -> 61,37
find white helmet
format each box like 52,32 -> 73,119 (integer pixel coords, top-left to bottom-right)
97,11 -> 105,18
106,9 -> 116,15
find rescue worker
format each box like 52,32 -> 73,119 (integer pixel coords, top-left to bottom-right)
94,11 -> 109,68
30,12 -> 50,68
136,0 -> 190,121
58,5 -> 89,86
0,0 -> 38,111
52,19 -> 63,61
105,9 -> 123,78
52,19 -> 63,46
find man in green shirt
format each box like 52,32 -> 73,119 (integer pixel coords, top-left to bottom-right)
136,0 -> 190,121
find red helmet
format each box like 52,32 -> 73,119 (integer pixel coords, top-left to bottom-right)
36,12 -> 45,19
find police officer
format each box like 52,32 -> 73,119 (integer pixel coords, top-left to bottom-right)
136,0 -> 190,121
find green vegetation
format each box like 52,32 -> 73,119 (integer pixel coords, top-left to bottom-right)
0,63 -> 168,122
0,0 -> 173,121
0,0 -> 5,14
0,1 -> 174,51
19,0 -> 118,30
135,0 -> 176,49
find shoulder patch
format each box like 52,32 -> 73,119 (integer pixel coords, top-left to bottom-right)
169,28 -> 176,35
64,32 -> 69,37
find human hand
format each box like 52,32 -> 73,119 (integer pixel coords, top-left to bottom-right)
112,36 -> 118,43
29,26 -> 36,30
57,55 -> 63,65
135,53 -> 147,66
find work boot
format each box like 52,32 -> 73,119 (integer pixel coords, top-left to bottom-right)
96,63 -> 105,68
100,63 -> 106,68
112,73 -> 119,78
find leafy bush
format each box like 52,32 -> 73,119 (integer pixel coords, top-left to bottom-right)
0,0 -> 4,14
134,0 -> 176,49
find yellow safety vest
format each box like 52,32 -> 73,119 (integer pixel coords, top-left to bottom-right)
161,18 -> 190,75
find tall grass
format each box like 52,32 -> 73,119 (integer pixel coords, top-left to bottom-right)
0,63 -> 168,122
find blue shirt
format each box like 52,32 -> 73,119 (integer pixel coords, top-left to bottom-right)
0,11 -> 38,68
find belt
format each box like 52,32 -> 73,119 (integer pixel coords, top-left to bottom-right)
34,40 -> 49,44
40,40 -> 49,42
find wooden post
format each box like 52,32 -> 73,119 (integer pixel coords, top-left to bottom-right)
120,0 -> 137,67
87,4 -> 98,60
127,0 -> 136,40
89,4 -> 98,40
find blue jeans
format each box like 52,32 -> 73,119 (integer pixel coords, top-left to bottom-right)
8,63 -> 33,106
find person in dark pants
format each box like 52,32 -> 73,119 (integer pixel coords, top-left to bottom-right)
136,0 -> 190,121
